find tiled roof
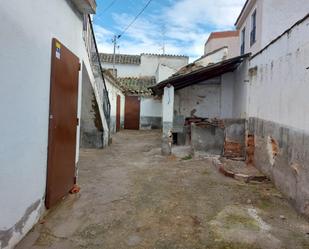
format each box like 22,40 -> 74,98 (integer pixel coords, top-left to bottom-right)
141,53 -> 188,58
102,69 -> 124,92
100,53 -> 141,65
118,77 -> 156,96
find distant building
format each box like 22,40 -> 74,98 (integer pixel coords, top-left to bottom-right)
100,53 -> 189,130
204,31 -> 239,59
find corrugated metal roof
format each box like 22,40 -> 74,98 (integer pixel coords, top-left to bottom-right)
152,54 -> 250,95
100,53 -> 141,65
118,77 -> 156,96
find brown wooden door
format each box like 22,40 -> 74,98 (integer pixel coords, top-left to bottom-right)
45,38 -> 80,209
116,95 -> 121,132
124,96 -> 140,130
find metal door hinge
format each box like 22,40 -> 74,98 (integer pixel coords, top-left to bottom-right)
77,118 -> 80,126
78,63 -> 81,71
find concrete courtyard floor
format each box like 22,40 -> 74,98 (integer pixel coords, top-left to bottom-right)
17,130 -> 309,249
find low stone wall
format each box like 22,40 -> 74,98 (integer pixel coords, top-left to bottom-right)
224,119 -> 246,159
191,124 -> 225,155
140,116 -> 162,130
248,117 -> 309,217
191,119 -> 246,158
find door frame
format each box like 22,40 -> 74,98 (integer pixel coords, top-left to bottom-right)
116,95 -> 121,132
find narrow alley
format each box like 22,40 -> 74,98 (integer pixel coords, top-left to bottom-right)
17,131 -> 309,249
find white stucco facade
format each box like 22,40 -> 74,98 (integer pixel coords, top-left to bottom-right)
0,1 -> 100,248
101,54 -> 188,78
205,35 -> 240,59
140,97 -> 162,118
105,76 -> 125,133
247,17 -> 309,131
236,0 -> 309,55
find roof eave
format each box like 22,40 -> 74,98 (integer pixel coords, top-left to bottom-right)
152,54 -> 251,95
71,0 -> 97,14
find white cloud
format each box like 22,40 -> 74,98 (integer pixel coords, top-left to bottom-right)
94,0 -> 246,59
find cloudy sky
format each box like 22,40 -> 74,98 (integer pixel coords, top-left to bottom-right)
94,0 -> 246,60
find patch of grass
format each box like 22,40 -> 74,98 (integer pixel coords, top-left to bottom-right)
202,169 -> 210,175
213,241 -> 262,249
182,155 -> 193,161
224,214 -> 260,231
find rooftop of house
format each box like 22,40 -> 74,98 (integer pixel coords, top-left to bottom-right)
118,76 -> 156,96
205,31 -> 239,45
152,54 -> 250,95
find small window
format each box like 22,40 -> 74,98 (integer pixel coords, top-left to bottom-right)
241,27 -> 246,55
250,10 -> 257,46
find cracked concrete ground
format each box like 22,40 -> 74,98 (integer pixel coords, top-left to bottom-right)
16,130 -> 309,249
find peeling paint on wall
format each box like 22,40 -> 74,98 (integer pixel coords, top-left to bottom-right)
267,136 -> 279,166
0,200 -> 40,248
246,134 -> 255,165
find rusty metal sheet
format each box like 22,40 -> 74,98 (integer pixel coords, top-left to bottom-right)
45,38 -> 80,209
116,95 -> 121,132
124,96 -> 140,130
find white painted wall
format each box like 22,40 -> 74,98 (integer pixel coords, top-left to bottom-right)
101,54 -> 188,79
221,73 -> 235,118
237,0 -> 309,55
237,0 -> 262,55
140,97 -> 162,118
196,48 -> 229,66
105,77 -> 125,133
140,54 -> 188,77
163,86 -> 175,123
101,62 -> 141,78
0,1 -> 95,248
248,17 -> 309,131
156,64 -> 178,82
174,80 -> 222,119
205,36 -> 240,59
261,0 -> 309,50
233,58 -> 250,119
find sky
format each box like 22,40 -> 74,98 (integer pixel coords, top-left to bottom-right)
93,0 -> 246,61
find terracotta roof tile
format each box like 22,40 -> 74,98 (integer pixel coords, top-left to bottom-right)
118,77 -> 156,96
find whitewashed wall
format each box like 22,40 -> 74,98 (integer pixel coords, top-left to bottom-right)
233,58 -> 250,119
248,17 -> 309,131
140,97 -> 162,129
261,0 -> 309,50
237,0 -> 262,55
0,1 -> 95,248
205,36 -> 239,59
174,80 -> 222,119
101,63 -> 141,78
140,54 -> 188,77
105,78 -> 125,133
237,0 -> 309,55
101,54 -> 188,78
